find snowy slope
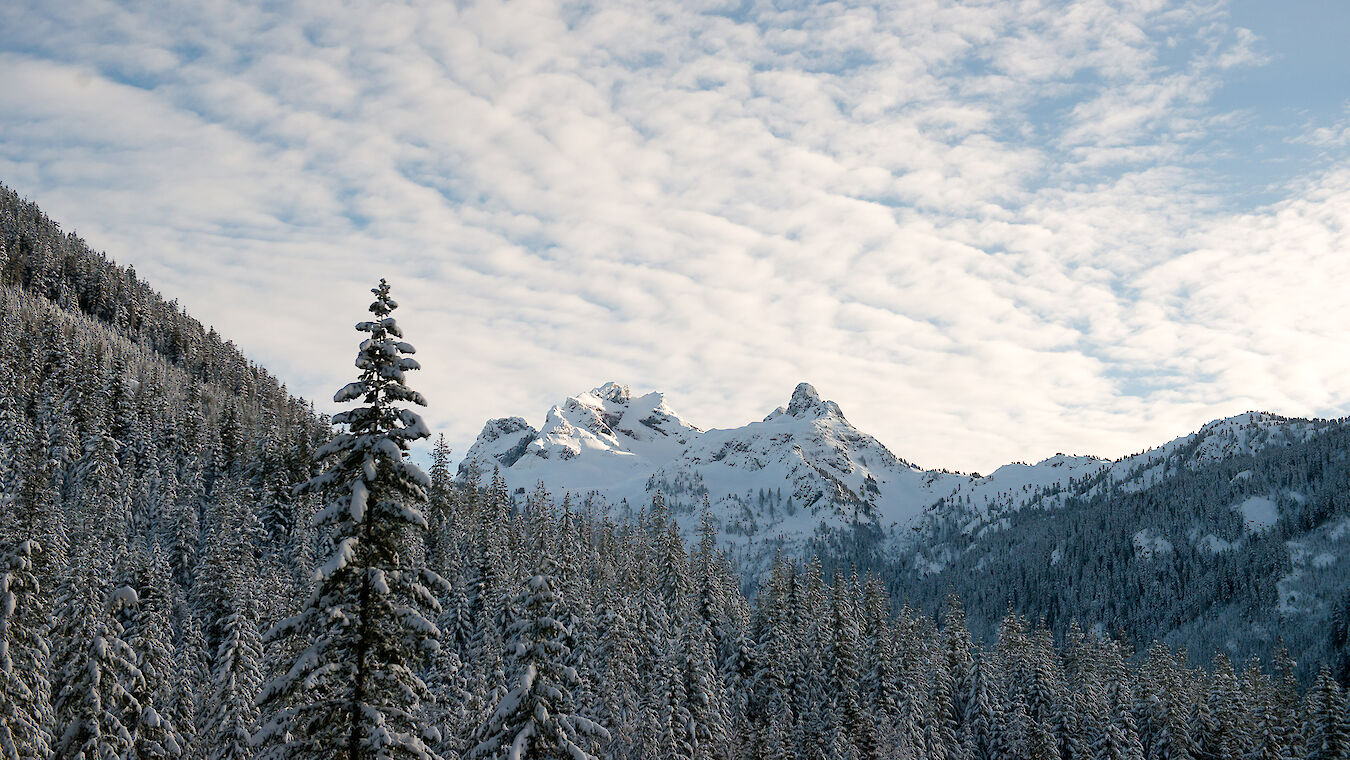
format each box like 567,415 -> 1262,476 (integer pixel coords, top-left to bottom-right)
460,382 -> 701,502
895,410 -> 1350,674
460,382 -> 966,564
932,454 -> 1111,534
646,383 -> 964,543
919,411 -> 1328,544
462,386 -> 1336,572
1099,411 -> 1322,492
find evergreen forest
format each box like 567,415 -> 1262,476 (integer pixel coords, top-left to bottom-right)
1,183 -> 1348,760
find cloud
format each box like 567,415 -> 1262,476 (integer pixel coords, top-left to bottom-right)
1293,105 -> 1350,150
0,0 -> 1346,473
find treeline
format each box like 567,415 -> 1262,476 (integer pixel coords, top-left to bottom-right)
423,466 -> 1350,760
6,378 -> 1350,760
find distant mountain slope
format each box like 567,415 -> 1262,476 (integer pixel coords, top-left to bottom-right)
461,382 -> 970,570
920,411 -> 1331,543
900,410 -> 1350,681
0,183 -> 308,403
462,384 -> 1350,679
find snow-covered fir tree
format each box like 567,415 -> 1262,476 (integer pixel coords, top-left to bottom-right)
50,551 -> 145,760
0,536 -> 51,760
470,565 -> 608,760
1303,667 -> 1349,760
202,481 -> 264,760
205,581 -> 261,760
254,280 -> 447,760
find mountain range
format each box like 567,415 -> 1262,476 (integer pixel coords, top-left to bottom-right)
461,381 -> 960,551
459,380 -> 1333,556
5,174 -> 1345,681
461,381 -> 1350,676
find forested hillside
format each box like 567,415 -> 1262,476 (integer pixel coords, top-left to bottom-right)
0,183 -> 330,756
898,414 -> 1350,686
1,184 -> 1347,760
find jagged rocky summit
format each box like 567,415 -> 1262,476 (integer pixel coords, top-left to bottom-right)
461,383 -> 1342,574
462,383 -> 966,550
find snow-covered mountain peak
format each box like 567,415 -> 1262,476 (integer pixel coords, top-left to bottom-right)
561,383 -> 701,445
766,382 -> 845,422
587,381 -> 631,404
460,381 -> 970,573
459,383 -> 702,481
461,384 -> 1342,581
460,417 -> 539,475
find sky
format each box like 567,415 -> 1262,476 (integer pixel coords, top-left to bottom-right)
1,0 -> 1348,474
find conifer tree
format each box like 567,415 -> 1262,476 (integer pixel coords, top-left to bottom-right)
0,536 -> 51,760
10,412 -> 67,588
653,639 -> 693,760
1272,644 -> 1307,760
591,592 -> 643,757
961,654 -> 997,760
200,481 -> 265,760
940,594 -> 976,760
167,605 -> 207,760
1245,659 -> 1291,760
469,569 -> 609,760
0,399 -> 56,760
860,577 -> 903,753
423,629 -> 473,760
826,573 -> 866,757
165,460 -> 203,592
425,435 -> 455,574
1189,674 -> 1222,760
1199,654 -> 1242,760
206,581 -> 261,760
120,547 -> 186,759
440,569 -> 475,671
51,551 -> 145,760
467,470 -> 511,715
682,619 -> 731,760
1303,667 -> 1349,760
254,280 -> 447,760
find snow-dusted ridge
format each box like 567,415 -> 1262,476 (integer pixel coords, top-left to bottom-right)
460,382 -> 703,508
460,385 -> 1337,568
921,410 -> 1334,544
460,383 -> 971,567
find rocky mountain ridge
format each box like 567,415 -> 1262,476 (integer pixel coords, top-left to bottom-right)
460,382 -> 1340,573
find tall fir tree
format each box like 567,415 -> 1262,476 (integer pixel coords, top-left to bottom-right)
119,546 -> 186,759
1303,667 -> 1349,760
0,396 -> 55,760
51,551 -> 145,760
205,578 -> 261,760
254,280 -> 448,760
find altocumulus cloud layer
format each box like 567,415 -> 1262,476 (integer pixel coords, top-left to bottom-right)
1,0 -> 1348,472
